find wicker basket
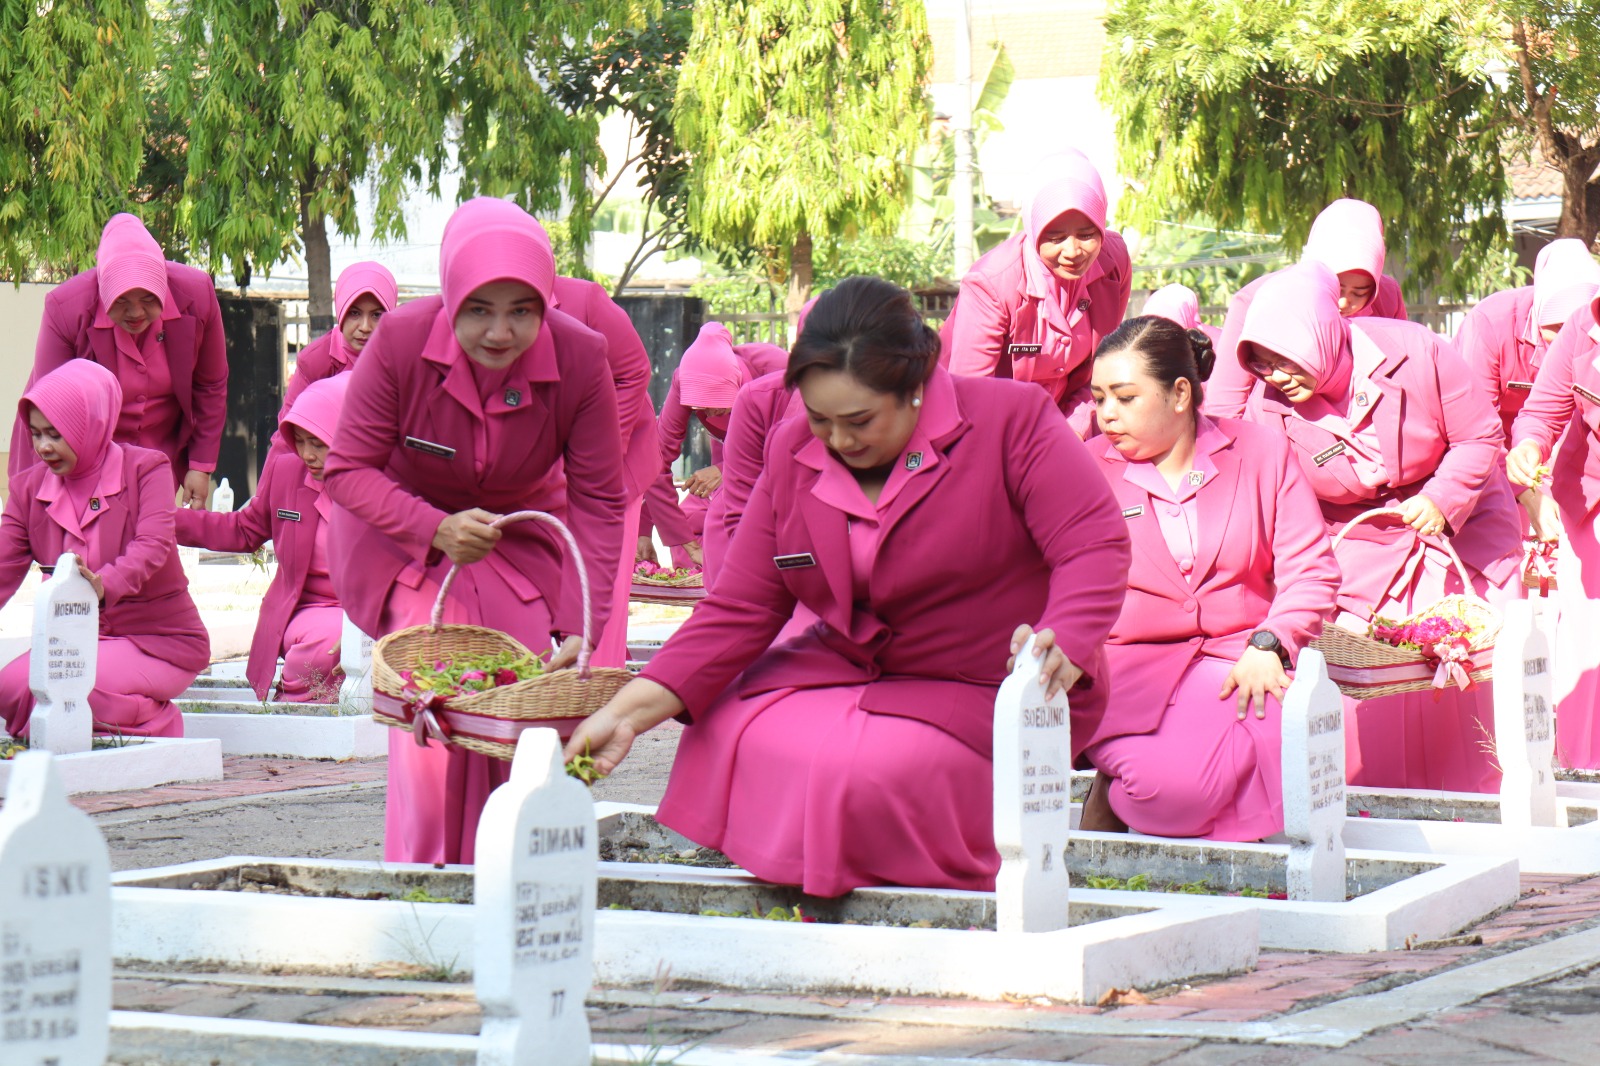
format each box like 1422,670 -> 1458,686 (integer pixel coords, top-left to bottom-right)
1310,508 -> 1500,699
371,510 -> 632,760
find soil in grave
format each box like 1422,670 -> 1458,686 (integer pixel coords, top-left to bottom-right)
184,864 -> 473,904
599,836 -> 738,869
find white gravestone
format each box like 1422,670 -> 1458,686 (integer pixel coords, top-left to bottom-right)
474,728 -> 596,1066
1493,600 -> 1558,828
0,751 -> 111,1065
1281,649 -> 1347,903
338,613 -> 373,713
29,555 -> 99,756
992,634 -> 1072,934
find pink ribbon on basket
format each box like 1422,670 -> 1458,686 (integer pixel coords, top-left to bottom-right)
1431,639 -> 1475,692
1524,541 -> 1556,598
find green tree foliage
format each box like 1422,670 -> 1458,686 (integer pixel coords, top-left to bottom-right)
674,0 -> 933,313
168,0 -> 643,329
0,0 -> 154,281
1101,0 -> 1512,298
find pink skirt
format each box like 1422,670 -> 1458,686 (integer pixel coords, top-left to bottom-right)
1550,502 -> 1600,768
380,560 -> 554,865
1087,656 -> 1283,841
657,683 -> 999,897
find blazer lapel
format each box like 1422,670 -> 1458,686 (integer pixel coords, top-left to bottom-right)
1107,463 -> 1192,601
163,316 -> 199,423
1353,326 -> 1407,486
791,441 -> 856,631
1189,427 -> 1239,585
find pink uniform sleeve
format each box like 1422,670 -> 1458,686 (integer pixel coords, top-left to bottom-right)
323,341 -> 451,562
1418,336 -> 1505,535
1453,304 -> 1510,429
1257,435 -> 1341,659
1510,319 -> 1583,458
1205,285 -> 1259,419
1005,390 -> 1132,681
585,292 -> 653,460
719,386 -> 778,547
552,358 -> 627,644
174,459 -> 277,553
646,372 -> 696,545
184,281 -> 230,473
945,271 -> 1011,380
97,453 -> 181,609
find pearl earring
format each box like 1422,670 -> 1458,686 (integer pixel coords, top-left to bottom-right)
912,396 -> 923,408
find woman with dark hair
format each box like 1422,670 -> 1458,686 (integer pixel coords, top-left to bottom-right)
1080,317 -> 1340,838
566,276 -> 1131,896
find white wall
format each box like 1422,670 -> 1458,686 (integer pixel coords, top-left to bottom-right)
0,283 -> 53,492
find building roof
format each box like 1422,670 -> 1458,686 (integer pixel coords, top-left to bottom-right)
1508,155 -> 1563,203
929,1 -> 1108,83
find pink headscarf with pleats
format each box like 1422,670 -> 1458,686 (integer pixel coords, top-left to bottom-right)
95,213 -> 172,315
1303,199 -> 1387,287
279,373 -> 349,450
1531,239 -> 1600,330
678,323 -> 742,409
1141,284 -> 1201,330
21,360 -> 124,485
1237,262 -> 1352,403
1023,152 -> 1111,337
334,262 -> 398,326
439,198 -> 556,324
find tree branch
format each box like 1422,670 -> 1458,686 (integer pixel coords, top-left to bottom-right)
1512,17 -> 1563,166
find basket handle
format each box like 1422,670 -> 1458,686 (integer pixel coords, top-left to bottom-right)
1331,507 -> 1474,598
431,510 -> 598,678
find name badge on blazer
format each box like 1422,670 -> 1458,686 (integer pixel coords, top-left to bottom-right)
1121,506 -> 1144,520
1006,344 -> 1043,356
773,553 -> 817,570
276,509 -> 302,522
1313,441 -> 1348,466
1575,383 -> 1600,405
1507,381 -> 1535,391
404,436 -> 457,459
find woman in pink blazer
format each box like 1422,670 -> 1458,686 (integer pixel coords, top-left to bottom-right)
0,361 -> 209,737
1457,240 -> 1600,545
1081,317 -> 1340,839
1507,288 -> 1600,767
942,151 -> 1133,438
565,277 -> 1131,896
1141,284 -> 1221,346
1206,199 -> 1408,420
643,322 -> 787,566
702,370 -> 799,587
178,376 -> 350,702
324,198 -> 626,865
13,214 -> 229,509
1240,264 -> 1522,793
279,262 -> 397,417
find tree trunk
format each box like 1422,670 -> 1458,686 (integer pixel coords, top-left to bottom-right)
786,231 -> 813,331
1554,148 -> 1600,247
300,183 -> 335,336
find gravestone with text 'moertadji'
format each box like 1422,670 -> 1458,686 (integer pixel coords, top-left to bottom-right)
0,750 -> 112,1065
1494,599 -> 1558,828
1281,648 -> 1347,903
27,554 -> 99,756
475,728 -> 597,1066
993,634 -> 1072,933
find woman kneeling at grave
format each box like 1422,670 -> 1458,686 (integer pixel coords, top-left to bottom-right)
565,277 -> 1132,896
176,376 -> 350,703
0,361 -> 209,738
1078,317 -> 1341,839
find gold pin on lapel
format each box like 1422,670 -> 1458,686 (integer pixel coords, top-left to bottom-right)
905,452 -> 924,471
504,388 -> 522,407
89,498 -> 100,511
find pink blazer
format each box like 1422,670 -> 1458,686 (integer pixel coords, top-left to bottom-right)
641,368 -> 1132,760
940,229 -> 1133,436
0,444 -> 209,671
646,342 -> 788,545
702,370 -> 801,587
1456,286 -> 1542,445
322,296 -> 626,643
1206,270 -> 1407,420
1084,419 -> 1340,747
1510,300 -> 1600,521
1248,318 -> 1521,587
176,450 -> 323,699
12,265 -> 229,479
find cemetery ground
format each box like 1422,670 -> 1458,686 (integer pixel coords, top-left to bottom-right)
8,560 -> 1600,1063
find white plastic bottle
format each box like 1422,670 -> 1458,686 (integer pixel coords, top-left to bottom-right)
212,477 -> 235,513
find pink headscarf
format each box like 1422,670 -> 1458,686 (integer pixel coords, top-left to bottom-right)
678,323 -> 742,409
1023,151 -> 1111,336
1302,199 -> 1387,287
21,360 -> 124,483
334,261 -> 398,326
438,198 -> 556,324
95,213 -> 172,315
1531,238 -> 1600,330
1141,284 -> 1201,330
279,373 -> 348,451
1237,262 -> 1352,402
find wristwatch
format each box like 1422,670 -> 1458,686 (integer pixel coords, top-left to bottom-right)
1248,629 -> 1291,668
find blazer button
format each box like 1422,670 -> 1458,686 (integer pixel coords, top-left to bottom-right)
135,394 -> 147,403
1182,599 -> 1197,612
1166,504 -> 1182,517
1178,559 -> 1193,574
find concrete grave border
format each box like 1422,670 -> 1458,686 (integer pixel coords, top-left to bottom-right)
0,736 -> 221,796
